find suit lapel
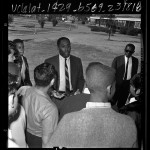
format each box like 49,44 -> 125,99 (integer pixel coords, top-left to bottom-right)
70,55 -> 74,88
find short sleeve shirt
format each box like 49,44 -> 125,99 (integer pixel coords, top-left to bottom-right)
22,87 -> 58,137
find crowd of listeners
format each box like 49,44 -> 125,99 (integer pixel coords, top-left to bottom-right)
8,37 -> 143,148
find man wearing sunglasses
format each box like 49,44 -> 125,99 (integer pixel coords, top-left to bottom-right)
111,43 -> 139,109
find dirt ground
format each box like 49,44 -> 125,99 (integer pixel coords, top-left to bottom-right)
8,16 -> 141,84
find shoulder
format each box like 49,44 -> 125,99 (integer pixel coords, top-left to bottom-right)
70,55 -> 81,61
45,55 -> 58,63
132,56 -> 138,61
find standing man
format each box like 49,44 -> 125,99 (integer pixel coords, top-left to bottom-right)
44,37 -> 85,97
111,43 -> 139,108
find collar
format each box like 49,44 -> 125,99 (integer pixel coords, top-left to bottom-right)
124,55 -> 132,60
85,102 -> 111,109
59,54 -> 70,61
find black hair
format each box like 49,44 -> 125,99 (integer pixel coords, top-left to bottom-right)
13,39 -> 24,45
125,43 -> 135,51
57,37 -> 70,47
8,73 -> 19,94
130,73 -> 141,90
34,63 -> 57,87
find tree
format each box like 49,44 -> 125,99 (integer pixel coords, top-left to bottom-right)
105,14 -> 116,40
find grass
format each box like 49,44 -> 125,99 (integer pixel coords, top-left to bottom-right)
9,16 -> 141,85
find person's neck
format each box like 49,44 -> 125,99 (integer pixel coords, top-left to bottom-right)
90,92 -> 108,103
35,85 -> 48,94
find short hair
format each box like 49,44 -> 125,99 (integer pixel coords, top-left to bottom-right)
130,73 -> 141,90
85,62 -> 116,92
8,40 -> 20,57
34,63 -> 57,87
125,43 -> 135,51
57,37 -> 70,47
8,73 -> 19,94
13,39 -> 24,45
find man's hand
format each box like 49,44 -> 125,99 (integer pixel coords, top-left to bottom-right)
74,89 -> 80,95
51,90 -> 65,99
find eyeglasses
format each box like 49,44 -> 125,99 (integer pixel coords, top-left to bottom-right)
125,50 -> 134,53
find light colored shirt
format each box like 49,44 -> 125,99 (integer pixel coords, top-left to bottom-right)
59,54 -> 72,91
10,105 -> 27,148
22,87 -> 58,138
85,102 -> 111,109
21,56 -> 26,80
124,56 -> 132,80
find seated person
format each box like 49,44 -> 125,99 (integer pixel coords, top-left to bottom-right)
45,62 -> 137,148
119,73 -> 143,148
8,63 -> 27,148
21,63 -> 58,148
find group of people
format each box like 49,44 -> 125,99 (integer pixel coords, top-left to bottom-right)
8,37 -> 143,148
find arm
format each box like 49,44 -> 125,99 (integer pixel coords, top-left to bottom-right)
111,57 -> 117,70
77,59 -> 85,93
42,105 -> 58,148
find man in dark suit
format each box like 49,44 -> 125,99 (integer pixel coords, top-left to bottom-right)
111,43 -> 139,108
13,39 -> 32,86
44,37 -> 85,97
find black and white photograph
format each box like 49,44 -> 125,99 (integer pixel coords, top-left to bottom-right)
5,0 -> 146,148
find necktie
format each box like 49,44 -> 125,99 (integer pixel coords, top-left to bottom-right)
124,58 -> 129,80
65,58 -> 70,92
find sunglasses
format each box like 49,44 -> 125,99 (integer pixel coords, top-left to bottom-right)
125,50 -> 134,53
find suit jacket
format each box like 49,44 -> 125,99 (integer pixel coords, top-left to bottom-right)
44,55 -> 85,93
21,56 -> 32,86
59,93 -> 90,121
112,55 -> 138,86
47,107 -> 137,148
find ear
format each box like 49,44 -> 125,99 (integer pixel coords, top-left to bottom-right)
106,85 -> 112,96
49,79 -> 55,87
135,89 -> 140,95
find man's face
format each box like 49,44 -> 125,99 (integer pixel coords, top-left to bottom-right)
58,40 -> 71,58
16,43 -> 24,56
124,46 -> 134,58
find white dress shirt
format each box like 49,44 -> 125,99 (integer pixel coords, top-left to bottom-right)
59,55 -> 72,91
124,56 -> 132,80
21,56 -> 26,80
85,102 -> 111,109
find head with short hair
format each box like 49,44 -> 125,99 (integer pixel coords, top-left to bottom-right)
8,73 -> 19,116
57,37 -> 71,58
8,41 -> 18,62
8,62 -> 21,87
85,62 -> 116,101
130,73 -> 141,97
34,62 -> 57,87
124,43 -> 135,58
13,39 -> 24,56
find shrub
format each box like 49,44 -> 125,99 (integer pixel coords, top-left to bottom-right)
52,19 -> 58,27
119,27 -> 128,34
91,26 -> 108,33
38,16 -> 45,28
126,28 -> 139,36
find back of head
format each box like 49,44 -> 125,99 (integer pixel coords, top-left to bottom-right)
8,62 -> 21,88
130,73 -> 142,97
85,62 -> 115,93
34,62 -> 57,87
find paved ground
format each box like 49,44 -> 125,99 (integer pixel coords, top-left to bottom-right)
8,16 -> 141,83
